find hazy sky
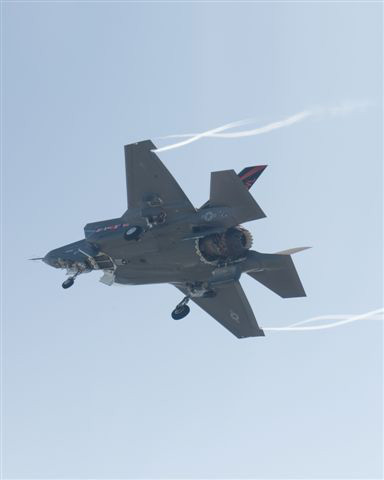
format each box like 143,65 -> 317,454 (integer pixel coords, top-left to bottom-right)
2,2 -> 382,479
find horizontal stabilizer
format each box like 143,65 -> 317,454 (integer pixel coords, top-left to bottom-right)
248,254 -> 306,298
210,170 -> 266,224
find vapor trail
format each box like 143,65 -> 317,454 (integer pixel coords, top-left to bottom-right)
262,308 -> 384,332
153,101 -> 371,152
153,118 -> 256,153
163,110 -> 311,140
288,312 -> 384,328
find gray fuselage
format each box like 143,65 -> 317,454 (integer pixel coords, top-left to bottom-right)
43,206 -> 257,290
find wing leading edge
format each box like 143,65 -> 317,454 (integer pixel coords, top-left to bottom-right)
174,282 -> 264,339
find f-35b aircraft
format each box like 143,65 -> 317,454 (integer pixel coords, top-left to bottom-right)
41,141 -> 309,338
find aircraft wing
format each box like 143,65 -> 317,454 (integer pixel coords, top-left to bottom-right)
124,140 -> 195,216
174,281 -> 264,338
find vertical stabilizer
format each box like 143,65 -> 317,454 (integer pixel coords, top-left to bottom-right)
209,170 -> 266,223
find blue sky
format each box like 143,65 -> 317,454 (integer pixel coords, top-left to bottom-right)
2,2 -> 382,478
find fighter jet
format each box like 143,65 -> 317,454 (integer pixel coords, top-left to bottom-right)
40,140 -> 309,338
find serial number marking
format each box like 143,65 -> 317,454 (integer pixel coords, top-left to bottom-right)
94,223 -> 130,233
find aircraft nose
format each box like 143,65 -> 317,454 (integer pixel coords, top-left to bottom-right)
43,251 -> 60,268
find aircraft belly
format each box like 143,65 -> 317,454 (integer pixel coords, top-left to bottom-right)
98,222 -> 191,257
110,236 -> 213,285
114,263 -> 213,285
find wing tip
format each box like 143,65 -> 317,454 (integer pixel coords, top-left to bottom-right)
237,328 -> 265,339
124,139 -> 157,152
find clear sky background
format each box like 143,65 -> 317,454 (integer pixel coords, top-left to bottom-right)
2,2 -> 382,479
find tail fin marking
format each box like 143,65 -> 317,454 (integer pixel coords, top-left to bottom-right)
238,165 -> 267,190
